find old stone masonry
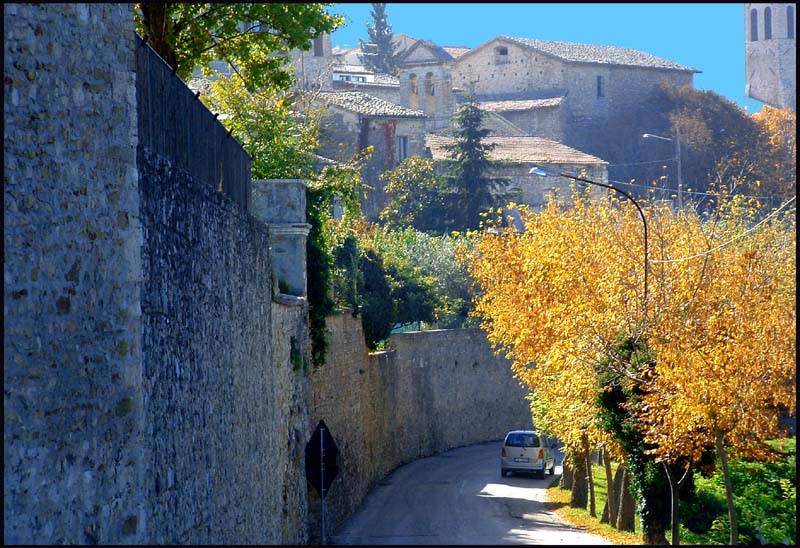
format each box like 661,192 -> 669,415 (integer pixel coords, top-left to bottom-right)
4,5 -> 530,544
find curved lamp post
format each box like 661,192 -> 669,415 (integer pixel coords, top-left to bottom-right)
529,165 -> 649,317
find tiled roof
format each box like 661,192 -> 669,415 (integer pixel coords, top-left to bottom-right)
318,91 -> 426,118
442,46 -> 470,59
374,73 -> 400,85
478,98 -> 563,112
425,134 -> 607,165
499,36 -> 700,72
397,39 -> 455,64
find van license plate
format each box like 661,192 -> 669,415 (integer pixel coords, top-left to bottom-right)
514,458 -> 529,463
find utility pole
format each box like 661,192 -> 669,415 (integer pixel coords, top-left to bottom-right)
675,127 -> 683,210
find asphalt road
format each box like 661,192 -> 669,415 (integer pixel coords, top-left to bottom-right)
331,441 -> 611,545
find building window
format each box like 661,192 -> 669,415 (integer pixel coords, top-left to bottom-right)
597,75 -> 605,98
750,8 -> 759,41
494,46 -> 509,65
396,136 -> 408,164
764,6 -> 773,39
313,36 -> 324,57
425,72 -> 435,96
788,5 -> 795,38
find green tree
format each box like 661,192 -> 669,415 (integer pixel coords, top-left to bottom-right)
379,157 -> 449,233
443,96 -> 509,231
366,225 -> 477,328
135,3 -> 343,91
359,3 -> 398,75
358,248 -> 396,349
200,75 -> 319,178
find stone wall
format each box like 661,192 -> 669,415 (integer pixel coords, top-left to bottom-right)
497,163 -> 607,211
3,4 -> 145,543
290,33 -> 334,92
137,148 -> 288,543
501,106 -> 564,142
452,40 -> 567,99
4,4 -> 310,543
307,314 -> 532,543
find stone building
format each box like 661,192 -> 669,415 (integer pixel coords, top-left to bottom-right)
427,36 -> 698,157
425,134 -> 608,211
289,32 -> 335,91
745,3 -> 796,110
304,90 -> 428,219
396,40 -> 460,132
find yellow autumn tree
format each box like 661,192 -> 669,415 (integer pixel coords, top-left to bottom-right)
468,188 -> 795,544
752,106 -> 796,204
469,190 -> 639,510
639,194 -> 796,545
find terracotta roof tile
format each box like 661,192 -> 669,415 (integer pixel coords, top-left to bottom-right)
425,135 -> 607,165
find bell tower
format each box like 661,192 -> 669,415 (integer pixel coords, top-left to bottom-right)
745,3 -> 796,110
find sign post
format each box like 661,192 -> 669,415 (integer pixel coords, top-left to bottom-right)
305,420 -> 339,545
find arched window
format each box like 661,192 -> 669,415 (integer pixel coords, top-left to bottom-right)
788,5 -> 795,39
409,74 -> 419,110
425,72 -> 435,96
750,8 -> 759,41
764,6 -> 773,39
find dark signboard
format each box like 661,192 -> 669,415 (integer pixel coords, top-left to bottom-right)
305,419 -> 340,497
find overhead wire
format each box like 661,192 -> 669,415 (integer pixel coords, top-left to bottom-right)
649,196 -> 796,264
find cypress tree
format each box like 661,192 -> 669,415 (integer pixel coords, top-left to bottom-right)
359,3 -> 398,75
442,96 -> 509,231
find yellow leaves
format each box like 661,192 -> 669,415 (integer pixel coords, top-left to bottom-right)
470,188 -> 795,464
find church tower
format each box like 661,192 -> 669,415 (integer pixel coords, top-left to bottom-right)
745,3 -> 796,110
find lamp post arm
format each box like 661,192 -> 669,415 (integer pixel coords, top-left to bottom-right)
557,171 -> 650,317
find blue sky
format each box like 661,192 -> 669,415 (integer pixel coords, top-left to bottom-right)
328,3 -> 763,113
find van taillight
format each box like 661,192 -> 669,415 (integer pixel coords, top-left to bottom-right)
501,448 -> 507,458
538,448 -> 544,459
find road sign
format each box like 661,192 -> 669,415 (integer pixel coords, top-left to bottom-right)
305,419 -> 340,497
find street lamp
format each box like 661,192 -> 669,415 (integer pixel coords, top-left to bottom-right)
642,129 -> 683,209
529,165 -> 649,317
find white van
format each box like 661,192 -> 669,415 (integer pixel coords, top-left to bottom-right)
500,430 -> 555,478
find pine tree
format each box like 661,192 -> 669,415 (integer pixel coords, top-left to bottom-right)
359,3 -> 397,75
442,96 -> 509,231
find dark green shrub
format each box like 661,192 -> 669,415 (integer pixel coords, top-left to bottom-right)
358,249 -> 396,349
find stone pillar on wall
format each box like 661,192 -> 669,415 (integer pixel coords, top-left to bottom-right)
252,179 -> 311,297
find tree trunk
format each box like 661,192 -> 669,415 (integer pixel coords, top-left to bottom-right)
663,462 -> 680,545
561,453 -> 574,490
139,3 -> 179,71
600,448 -> 617,526
616,465 -> 636,533
570,449 -> 588,509
585,443 -> 597,517
715,430 -> 738,545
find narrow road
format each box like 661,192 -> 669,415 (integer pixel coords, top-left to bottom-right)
331,441 -> 610,545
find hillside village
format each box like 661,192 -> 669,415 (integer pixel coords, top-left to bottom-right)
191,4 -> 796,221
5,4 -> 795,545
277,29 -> 698,219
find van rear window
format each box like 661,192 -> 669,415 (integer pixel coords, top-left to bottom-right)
506,433 -> 540,447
